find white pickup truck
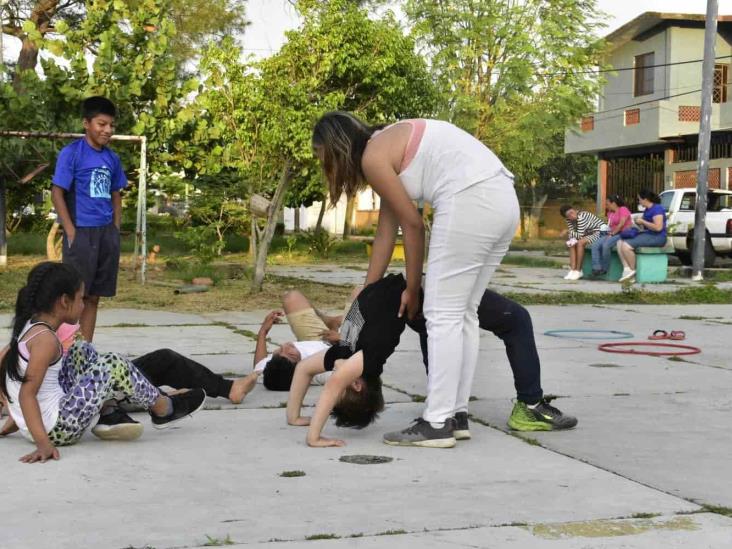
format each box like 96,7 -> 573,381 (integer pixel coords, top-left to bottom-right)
659,188 -> 732,267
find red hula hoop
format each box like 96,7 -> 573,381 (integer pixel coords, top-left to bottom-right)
597,342 -> 701,357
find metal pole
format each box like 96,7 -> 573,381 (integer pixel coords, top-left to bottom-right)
692,0 -> 718,280
0,178 -> 6,269
139,136 -> 147,284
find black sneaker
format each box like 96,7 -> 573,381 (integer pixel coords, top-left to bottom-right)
150,388 -> 206,429
92,409 -> 144,441
383,418 -> 456,448
453,412 -> 471,440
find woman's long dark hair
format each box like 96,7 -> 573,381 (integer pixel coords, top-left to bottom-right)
638,188 -> 661,204
0,262 -> 82,401
607,194 -> 626,208
312,111 -> 383,206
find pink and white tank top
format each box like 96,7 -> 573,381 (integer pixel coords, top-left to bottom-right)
374,119 -> 514,204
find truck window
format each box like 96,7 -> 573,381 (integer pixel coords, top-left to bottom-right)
660,192 -> 674,211
713,194 -> 732,211
679,193 -> 695,211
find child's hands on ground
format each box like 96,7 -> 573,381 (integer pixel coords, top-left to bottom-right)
289,416 -> 311,426
319,329 -> 341,344
307,436 -> 345,448
20,443 -> 59,464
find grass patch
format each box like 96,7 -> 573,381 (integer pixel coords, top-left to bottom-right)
0,254 -> 354,313
702,504 -> 732,517
279,470 -> 306,478
630,512 -> 662,519
505,286 -> 732,306
411,394 -> 426,403
502,254 -> 563,269
203,534 -> 235,546
305,533 -> 340,540
376,529 -> 407,536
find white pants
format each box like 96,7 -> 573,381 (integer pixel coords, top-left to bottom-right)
422,175 -> 520,423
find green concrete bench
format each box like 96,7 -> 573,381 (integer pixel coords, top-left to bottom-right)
582,243 -> 673,283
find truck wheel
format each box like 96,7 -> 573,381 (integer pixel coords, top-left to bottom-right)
676,251 -> 692,265
685,234 -> 716,268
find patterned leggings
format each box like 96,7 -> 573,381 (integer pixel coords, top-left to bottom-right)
48,341 -> 160,446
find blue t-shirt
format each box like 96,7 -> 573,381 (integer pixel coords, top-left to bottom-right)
52,139 -> 127,227
642,203 -> 666,237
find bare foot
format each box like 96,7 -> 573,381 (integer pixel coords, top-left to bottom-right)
229,372 -> 259,404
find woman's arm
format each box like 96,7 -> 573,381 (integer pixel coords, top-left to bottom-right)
306,353 -> 364,448
365,200 -> 398,284
362,145 -> 425,319
638,214 -> 664,232
286,350 -> 328,426
18,333 -> 61,463
611,213 -> 630,235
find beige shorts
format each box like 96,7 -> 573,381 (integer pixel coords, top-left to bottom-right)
286,308 -> 329,341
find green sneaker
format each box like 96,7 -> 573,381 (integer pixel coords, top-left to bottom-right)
507,398 -> 578,431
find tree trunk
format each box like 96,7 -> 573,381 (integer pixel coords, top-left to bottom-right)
315,200 -> 326,233
252,160 -> 292,292
528,193 -> 548,239
249,218 -> 257,261
11,0 -> 61,92
293,206 -> 300,232
342,195 -> 356,240
0,179 -> 6,269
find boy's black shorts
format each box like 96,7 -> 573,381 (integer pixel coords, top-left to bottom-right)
62,222 -> 121,297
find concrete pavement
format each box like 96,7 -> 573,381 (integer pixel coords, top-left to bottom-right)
1,280 -> 732,547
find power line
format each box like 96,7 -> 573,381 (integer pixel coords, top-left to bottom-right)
591,88 -> 703,118
536,54 -> 732,78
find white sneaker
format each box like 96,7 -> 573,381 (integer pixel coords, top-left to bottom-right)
563,270 -> 573,280
619,269 -> 636,282
574,270 -> 583,280
566,270 -> 581,280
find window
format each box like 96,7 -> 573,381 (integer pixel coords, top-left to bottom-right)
581,115 -> 594,132
679,193 -> 696,211
624,108 -> 640,126
713,64 -> 728,103
634,52 -> 654,97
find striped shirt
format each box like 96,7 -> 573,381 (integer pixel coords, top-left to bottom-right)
566,211 -> 604,239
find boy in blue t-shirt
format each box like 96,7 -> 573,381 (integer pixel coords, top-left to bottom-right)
51,96 -> 127,342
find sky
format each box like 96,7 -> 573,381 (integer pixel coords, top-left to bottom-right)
3,0 -> 732,63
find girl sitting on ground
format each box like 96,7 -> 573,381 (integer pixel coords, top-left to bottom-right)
589,195 -> 632,277
617,189 -> 667,282
559,205 -> 605,280
0,262 -> 205,463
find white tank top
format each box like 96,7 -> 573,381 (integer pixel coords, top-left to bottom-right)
5,321 -> 65,441
396,119 -> 514,204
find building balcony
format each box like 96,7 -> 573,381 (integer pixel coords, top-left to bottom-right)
565,98 -> 732,155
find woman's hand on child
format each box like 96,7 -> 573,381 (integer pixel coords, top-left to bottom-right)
20,443 -> 59,464
398,288 -> 420,320
307,436 -> 345,448
289,416 -> 311,426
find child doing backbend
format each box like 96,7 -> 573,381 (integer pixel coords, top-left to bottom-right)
0,262 -> 205,463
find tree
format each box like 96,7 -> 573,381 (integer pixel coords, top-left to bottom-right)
177,0 -> 437,291
1,0 -> 247,84
404,0 -> 607,236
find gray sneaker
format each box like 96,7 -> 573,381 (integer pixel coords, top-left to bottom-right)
383,418 -> 456,448
453,412 -> 471,440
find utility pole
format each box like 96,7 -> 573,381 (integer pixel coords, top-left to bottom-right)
692,0 -> 718,280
